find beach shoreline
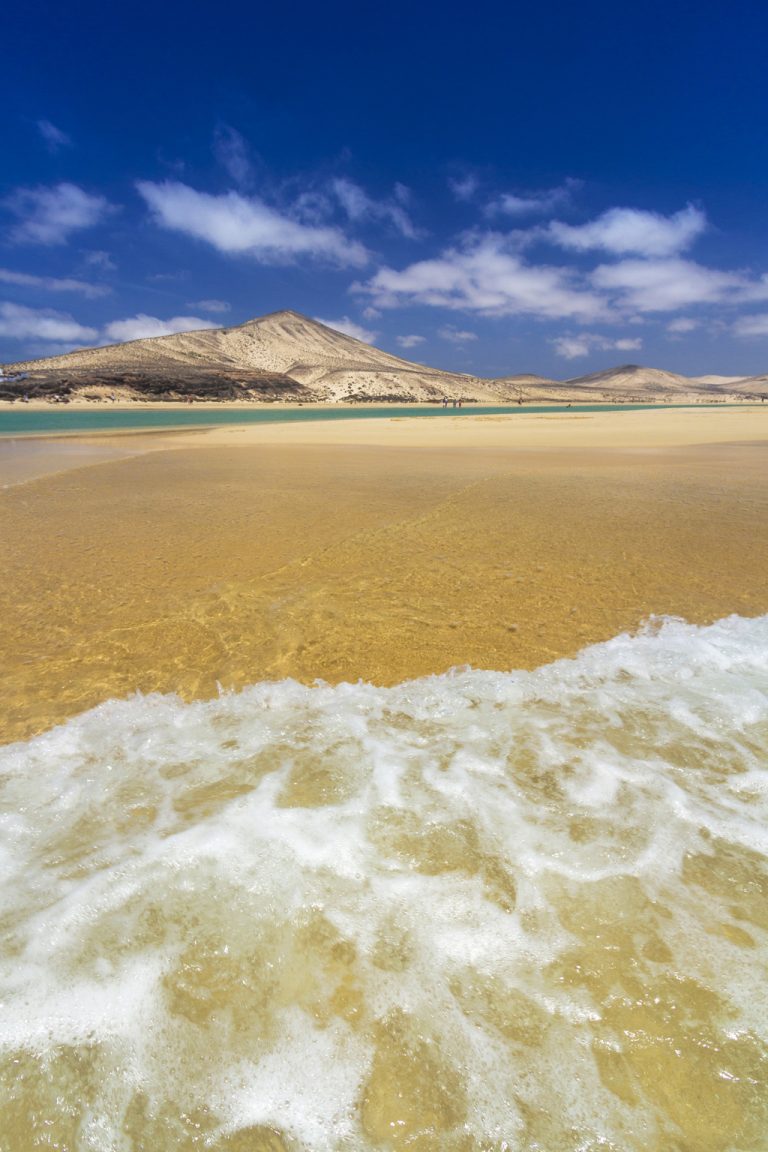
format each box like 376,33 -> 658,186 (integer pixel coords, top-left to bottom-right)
2,406 -> 767,744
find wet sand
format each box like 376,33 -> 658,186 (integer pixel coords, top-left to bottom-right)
2,406 -> 767,745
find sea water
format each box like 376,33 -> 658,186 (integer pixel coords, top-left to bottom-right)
1,615 -> 766,1150
0,403 -> 725,438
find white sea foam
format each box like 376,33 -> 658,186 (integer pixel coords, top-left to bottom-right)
1,615 -> 767,1149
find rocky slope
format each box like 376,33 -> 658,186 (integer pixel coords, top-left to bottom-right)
3,312 -> 766,404
4,311 -> 499,403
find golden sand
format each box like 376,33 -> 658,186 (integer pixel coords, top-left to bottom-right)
2,406 -> 767,744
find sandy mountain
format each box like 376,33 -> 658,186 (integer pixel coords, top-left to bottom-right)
493,373 -> 559,386
4,312 -> 766,405
5,310 -> 501,403
729,373 -> 768,397
563,364 -> 696,396
693,375 -> 748,386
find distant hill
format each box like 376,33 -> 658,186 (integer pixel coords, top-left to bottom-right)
4,310 -> 500,403
729,374 -> 768,398
693,375 -> 748,386
563,364 -> 695,396
3,312 -> 766,404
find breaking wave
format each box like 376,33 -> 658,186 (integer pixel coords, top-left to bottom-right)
1,615 -> 767,1150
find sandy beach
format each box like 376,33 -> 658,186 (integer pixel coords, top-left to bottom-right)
2,404 -> 767,744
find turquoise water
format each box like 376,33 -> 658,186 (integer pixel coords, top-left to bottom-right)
0,402 -> 723,436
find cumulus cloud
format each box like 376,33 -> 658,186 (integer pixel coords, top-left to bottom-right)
0,301 -> 98,342
396,334 -> 426,349
103,314 -> 217,342
487,179 -> 579,218
6,183 -> 114,245
137,181 -> 368,267
552,333 -> 643,359
549,205 -> 706,257
188,298 -> 230,314
438,326 -> 477,344
357,233 -> 606,321
0,268 -> 109,297
331,178 -> 419,239
314,316 -> 376,342
732,314 -> 768,337
591,257 -> 752,312
37,119 -> 72,153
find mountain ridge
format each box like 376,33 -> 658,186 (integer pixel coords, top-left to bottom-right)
3,311 -> 767,403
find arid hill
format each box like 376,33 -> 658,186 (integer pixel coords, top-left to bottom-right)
729,373 -> 768,398
2,311 -> 766,404
4,311 -> 503,403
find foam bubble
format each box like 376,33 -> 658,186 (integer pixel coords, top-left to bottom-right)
1,615 -> 767,1149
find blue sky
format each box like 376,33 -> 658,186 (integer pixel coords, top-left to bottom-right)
2,0 -> 768,377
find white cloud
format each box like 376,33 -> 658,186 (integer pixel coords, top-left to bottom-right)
0,268 -> 109,297
213,125 -> 255,188
6,183 -> 114,245
552,335 -> 591,359
552,332 -> 643,360
438,326 -> 477,344
103,314 -> 217,342
449,175 -> 479,202
732,314 -> 768,337
331,178 -> 419,239
82,249 -> 116,270
591,257 -> 751,312
487,179 -> 579,218
137,181 -> 368,267
667,317 -> 699,333
37,120 -> 72,153
357,233 -> 606,321
314,316 -> 376,343
0,302 -> 98,342
396,334 -> 426,348
550,205 -> 706,257
362,306 -> 381,320
188,298 -> 231,314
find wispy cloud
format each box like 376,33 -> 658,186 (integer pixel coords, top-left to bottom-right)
82,249 -> 116,271
448,175 -> 480,202
0,301 -> 98,343
332,178 -> 419,239
188,298 -> 230,314
37,119 -> 72,153
552,333 -> 643,359
6,183 -> 114,245
357,233 -> 606,321
0,267 -> 109,298
103,314 -> 218,342
549,205 -> 706,257
396,334 -> 425,349
438,326 -> 477,344
138,181 -> 368,267
667,317 -> 699,334
314,315 -> 376,342
732,314 -> 768,337
213,125 -> 255,188
487,179 -> 580,218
